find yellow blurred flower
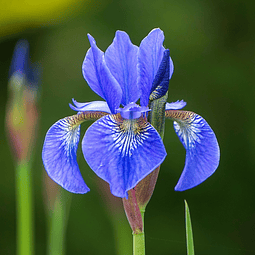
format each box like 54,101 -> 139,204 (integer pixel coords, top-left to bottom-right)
0,0 -> 87,37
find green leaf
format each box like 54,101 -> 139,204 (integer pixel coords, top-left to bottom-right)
47,189 -> 72,255
185,200 -> 195,255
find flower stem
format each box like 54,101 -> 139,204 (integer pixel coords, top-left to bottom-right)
133,231 -> 145,255
15,160 -> 34,255
133,209 -> 145,255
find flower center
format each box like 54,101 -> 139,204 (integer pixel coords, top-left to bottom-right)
117,102 -> 150,120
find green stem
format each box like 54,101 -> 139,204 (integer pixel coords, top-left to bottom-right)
15,160 -> 34,255
140,209 -> 145,225
133,232 -> 145,255
47,189 -> 72,255
133,209 -> 145,255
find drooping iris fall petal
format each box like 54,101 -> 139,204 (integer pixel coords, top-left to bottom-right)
42,116 -> 89,194
42,111 -> 108,193
165,110 -> 220,191
82,114 -> 167,198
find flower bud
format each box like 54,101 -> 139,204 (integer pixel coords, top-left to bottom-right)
5,40 -> 39,162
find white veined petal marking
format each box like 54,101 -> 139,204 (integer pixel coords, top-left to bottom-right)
54,111 -> 109,158
166,110 -> 204,149
55,118 -> 80,159
101,114 -> 152,157
165,109 -> 220,191
42,111 -> 106,194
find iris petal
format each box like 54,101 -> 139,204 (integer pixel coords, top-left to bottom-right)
105,31 -> 139,105
42,117 -> 89,194
71,98 -> 88,108
82,34 -> 122,113
139,28 -> 174,106
149,49 -> 170,101
82,114 -> 167,198
165,110 -> 220,191
165,100 -> 187,110
169,56 -> 174,79
69,99 -> 111,113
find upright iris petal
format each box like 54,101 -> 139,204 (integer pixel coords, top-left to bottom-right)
138,28 -> 174,106
165,110 -> 220,191
149,49 -> 170,101
105,31 -> 139,105
82,34 -> 122,113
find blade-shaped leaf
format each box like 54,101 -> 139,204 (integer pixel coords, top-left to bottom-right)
185,200 -> 195,255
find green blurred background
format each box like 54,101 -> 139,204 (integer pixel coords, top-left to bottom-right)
1,0 -> 255,254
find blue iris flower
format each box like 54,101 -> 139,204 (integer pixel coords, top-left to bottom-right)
42,28 -> 220,198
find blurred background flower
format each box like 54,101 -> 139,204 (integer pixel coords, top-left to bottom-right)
1,0 -> 255,254
5,39 -> 39,255
0,0 -> 88,37
6,39 -> 39,162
